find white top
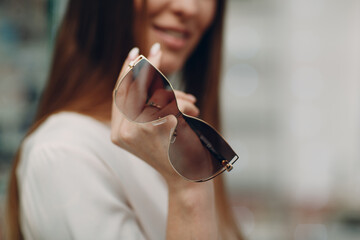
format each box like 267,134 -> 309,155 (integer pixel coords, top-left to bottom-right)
17,112 -> 168,240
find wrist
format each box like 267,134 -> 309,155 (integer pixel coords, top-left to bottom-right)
166,179 -> 219,239
168,179 -> 216,210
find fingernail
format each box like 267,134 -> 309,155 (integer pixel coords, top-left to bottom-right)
128,47 -> 139,60
187,94 -> 197,102
149,42 -> 160,56
151,117 -> 167,126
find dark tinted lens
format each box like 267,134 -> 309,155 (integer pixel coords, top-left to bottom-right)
184,116 -> 238,163
115,59 -> 178,122
168,115 -> 238,181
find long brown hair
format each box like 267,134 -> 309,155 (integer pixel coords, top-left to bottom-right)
6,0 -> 242,239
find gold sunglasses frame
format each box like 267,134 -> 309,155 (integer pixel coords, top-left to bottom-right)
114,55 -> 238,182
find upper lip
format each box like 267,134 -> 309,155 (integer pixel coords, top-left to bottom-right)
153,24 -> 191,38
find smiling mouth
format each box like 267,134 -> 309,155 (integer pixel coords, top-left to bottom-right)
153,25 -> 190,49
154,25 -> 189,39
161,29 -> 187,39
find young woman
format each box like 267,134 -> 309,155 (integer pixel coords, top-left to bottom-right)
6,0 -> 243,239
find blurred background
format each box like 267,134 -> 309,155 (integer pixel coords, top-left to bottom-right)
0,0 -> 359,239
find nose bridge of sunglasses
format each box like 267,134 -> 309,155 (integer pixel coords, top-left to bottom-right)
175,111 -> 182,119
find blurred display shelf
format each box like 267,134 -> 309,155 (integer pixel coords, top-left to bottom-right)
0,1 -> 50,166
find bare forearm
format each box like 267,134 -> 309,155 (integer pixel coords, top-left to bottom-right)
166,181 -> 219,240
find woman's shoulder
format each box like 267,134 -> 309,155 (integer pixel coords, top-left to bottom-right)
23,112 -> 110,151
19,112 -> 118,172
19,111 -> 162,182
29,111 -> 108,142
18,111 -> 136,184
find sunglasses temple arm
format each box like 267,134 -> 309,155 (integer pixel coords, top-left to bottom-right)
196,132 -> 234,172
197,134 -> 225,161
185,120 -> 234,172
186,124 -> 230,164
184,121 -> 225,161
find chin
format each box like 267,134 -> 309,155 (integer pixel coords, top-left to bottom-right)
160,52 -> 186,76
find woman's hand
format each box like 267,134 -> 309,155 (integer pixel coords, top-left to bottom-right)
110,44 -> 199,184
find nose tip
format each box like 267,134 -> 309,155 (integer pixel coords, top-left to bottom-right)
171,0 -> 198,18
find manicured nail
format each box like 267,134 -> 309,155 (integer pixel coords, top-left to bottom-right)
151,117 -> 167,126
149,43 -> 160,56
187,94 -> 197,102
128,47 -> 139,60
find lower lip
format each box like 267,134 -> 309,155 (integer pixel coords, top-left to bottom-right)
153,27 -> 188,50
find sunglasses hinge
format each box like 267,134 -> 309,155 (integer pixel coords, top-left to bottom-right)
222,160 -> 233,172
128,55 -> 145,69
128,60 -> 136,69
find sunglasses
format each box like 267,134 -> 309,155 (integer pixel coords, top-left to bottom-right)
114,55 -> 238,182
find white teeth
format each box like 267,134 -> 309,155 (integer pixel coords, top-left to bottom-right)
164,30 -> 186,39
